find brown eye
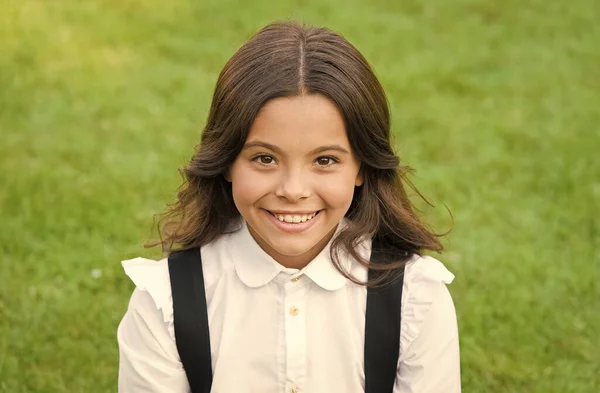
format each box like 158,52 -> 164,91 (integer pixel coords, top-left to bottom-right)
316,156 -> 336,166
256,155 -> 274,165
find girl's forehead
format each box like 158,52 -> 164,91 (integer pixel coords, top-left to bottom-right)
257,94 -> 340,118
247,95 -> 350,149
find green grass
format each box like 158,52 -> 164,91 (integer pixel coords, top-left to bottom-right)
1,0 -> 598,392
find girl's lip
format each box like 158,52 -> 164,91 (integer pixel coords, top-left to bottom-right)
261,209 -> 321,233
266,210 -> 320,215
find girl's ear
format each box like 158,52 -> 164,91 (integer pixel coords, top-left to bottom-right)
224,168 -> 232,182
355,165 -> 364,187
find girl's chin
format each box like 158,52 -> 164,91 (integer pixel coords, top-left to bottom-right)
247,220 -> 315,253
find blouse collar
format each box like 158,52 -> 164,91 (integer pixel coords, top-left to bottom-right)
230,219 -> 370,291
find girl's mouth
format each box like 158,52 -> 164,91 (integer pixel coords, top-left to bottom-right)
265,210 -> 321,224
260,209 -> 323,233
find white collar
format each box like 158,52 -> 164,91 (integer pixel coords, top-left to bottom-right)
230,219 -> 370,291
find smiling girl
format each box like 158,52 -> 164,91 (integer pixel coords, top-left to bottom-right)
118,21 -> 460,393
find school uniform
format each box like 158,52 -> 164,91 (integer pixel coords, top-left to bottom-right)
117,219 -> 460,393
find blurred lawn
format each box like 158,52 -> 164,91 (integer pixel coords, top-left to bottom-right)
1,0 -> 599,392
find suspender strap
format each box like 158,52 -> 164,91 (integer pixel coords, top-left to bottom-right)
168,248 -> 212,393
364,239 -> 406,393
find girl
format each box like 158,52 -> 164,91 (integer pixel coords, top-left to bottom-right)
118,21 -> 460,393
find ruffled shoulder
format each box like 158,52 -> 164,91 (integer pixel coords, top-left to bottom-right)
122,257 -> 175,339
400,255 -> 455,352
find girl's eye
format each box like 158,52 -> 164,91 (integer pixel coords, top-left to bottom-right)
315,156 -> 338,167
253,154 -> 275,165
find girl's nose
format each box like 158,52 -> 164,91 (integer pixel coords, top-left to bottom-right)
274,170 -> 311,201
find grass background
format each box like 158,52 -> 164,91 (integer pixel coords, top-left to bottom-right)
1,0 -> 598,392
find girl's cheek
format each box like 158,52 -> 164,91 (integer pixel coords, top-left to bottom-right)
316,174 -> 357,207
232,164 -> 276,195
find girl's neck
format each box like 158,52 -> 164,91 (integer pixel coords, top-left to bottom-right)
247,225 -> 338,269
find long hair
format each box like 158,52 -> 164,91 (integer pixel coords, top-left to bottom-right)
149,21 -> 444,286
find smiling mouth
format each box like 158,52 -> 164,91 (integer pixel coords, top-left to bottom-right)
265,210 -> 321,223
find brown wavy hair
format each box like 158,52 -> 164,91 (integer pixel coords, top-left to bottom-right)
149,21 -> 445,286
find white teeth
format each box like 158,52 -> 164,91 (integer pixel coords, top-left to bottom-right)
274,212 -> 318,223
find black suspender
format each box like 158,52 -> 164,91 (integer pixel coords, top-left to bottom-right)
168,248 -> 212,393
365,238 -> 405,393
168,242 -> 405,393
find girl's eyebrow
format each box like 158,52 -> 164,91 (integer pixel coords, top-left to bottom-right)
243,141 -> 349,155
243,141 -> 282,153
309,145 -> 350,155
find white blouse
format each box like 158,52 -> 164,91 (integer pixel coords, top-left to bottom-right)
117,221 -> 460,393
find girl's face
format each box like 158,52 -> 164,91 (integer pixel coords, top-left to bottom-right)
228,94 -> 363,269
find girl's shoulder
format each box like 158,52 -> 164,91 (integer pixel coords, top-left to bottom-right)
120,256 -> 174,337
403,253 -> 455,287
400,254 -> 456,350
120,233 -> 237,339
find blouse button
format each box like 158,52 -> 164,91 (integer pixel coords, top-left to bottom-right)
291,384 -> 299,393
291,276 -> 300,282
290,306 -> 299,316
